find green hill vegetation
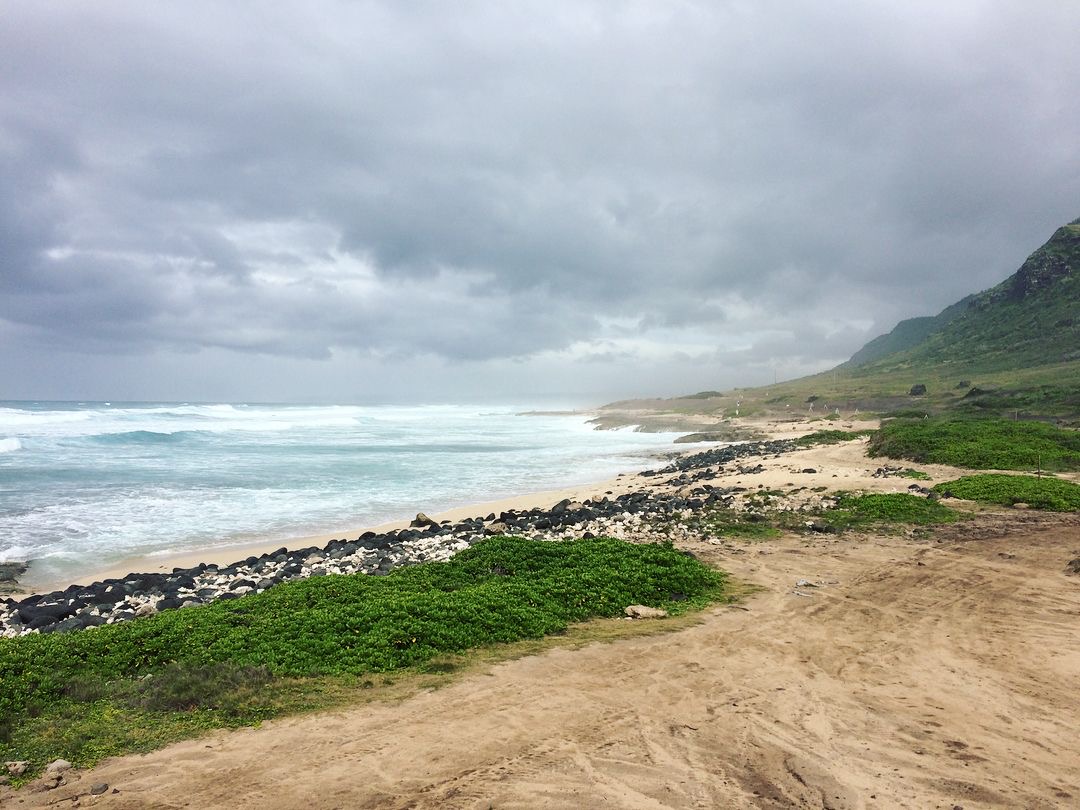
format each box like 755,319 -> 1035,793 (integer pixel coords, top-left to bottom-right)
840,296 -> 973,367
848,218 -> 1080,383
823,218 -> 1080,418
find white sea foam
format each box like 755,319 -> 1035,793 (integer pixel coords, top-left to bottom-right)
0,403 -> 368,440
0,408 -> 92,427
0,544 -> 32,561
0,437 -> 22,453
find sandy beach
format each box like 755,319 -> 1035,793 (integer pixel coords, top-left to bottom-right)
18,416 -> 886,596
5,416 -> 1080,808
8,486 -> 1080,807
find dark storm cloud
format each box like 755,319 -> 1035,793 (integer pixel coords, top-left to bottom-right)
2,1 -> 1079,400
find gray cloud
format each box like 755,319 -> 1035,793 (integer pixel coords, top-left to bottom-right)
2,1 -> 1079,402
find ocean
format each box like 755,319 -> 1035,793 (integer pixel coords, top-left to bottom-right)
0,401 -> 680,586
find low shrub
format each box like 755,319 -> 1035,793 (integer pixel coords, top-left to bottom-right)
896,468 -> 931,480
794,429 -> 873,447
124,662 -> 275,714
696,510 -> 781,540
820,493 -> 959,531
868,418 -> 1080,471
883,409 -> 932,419
669,491 -> 958,541
933,474 -> 1080,511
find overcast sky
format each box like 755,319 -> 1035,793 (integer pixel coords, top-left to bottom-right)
2,1 -> 1078,405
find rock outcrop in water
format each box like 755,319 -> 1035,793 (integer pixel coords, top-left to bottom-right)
0,563 -> 28,596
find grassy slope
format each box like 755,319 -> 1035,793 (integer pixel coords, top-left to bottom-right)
829,220 -> 1080,416
858,222 -> 1080,375
840,296 -> 972,368
603,357 -> 1080,425
833,220 -> 1080,412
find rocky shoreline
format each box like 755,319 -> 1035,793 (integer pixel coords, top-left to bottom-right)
1,439 -> 802,638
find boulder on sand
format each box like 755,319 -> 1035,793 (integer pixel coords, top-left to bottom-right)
624,604 -> 668,619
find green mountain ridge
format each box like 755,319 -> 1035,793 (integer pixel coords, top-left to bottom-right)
840,296 -> 973,368
847,218 -> 1080,375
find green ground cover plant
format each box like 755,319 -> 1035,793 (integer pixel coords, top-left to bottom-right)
794,429 -> 874,447
896,468 -> 931,480
818,493 -> 960,531
868,418 -> 1080,471
696,510 -> 782,540
882,409 -> 933,419
933,474 -> 1080,511
0,537 -> 725,775
663,491 -> 958,542
952,384 -> 1080,418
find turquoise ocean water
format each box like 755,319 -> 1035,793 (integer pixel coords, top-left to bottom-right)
0,402 -> 679,585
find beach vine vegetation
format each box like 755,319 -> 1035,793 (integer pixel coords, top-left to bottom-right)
659,491 -> 959,542
895,468 -> 931,480
0,536 -> 726,777
868,418 -> 1080,471
933,474 -> 1080,511
794,429 -> 873,447
818,492 -> 960,530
